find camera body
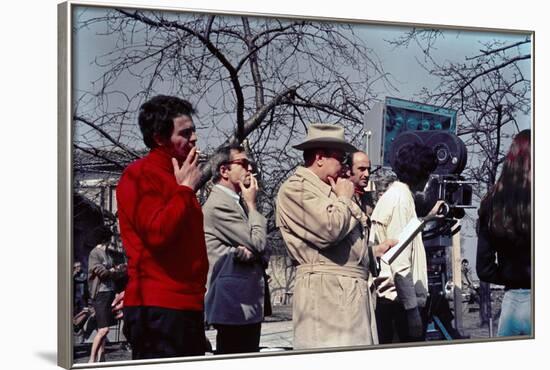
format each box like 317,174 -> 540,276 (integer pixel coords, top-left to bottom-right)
389,130 -> 474,220
365,99 -> 474,340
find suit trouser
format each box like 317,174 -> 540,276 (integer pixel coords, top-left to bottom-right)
123,306 -> 206,360
214,323 -> 262,354
375,298 -> 427,344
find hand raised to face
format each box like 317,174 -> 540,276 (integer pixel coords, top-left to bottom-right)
239,174 -> 258,211
172,147 -> 201,191
328,176 -> 354,199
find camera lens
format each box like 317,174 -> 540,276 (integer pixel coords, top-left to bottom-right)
436,147 -> 449,163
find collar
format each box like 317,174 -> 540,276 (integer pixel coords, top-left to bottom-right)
214,184 -> 247,215
389,181 -> 415,203
391,180 -> 411,192
146,147 -> 175,173
295,166 -> 333,197
214,184 -> 241,202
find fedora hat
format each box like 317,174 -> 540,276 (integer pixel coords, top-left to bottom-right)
293,123 -> 357,152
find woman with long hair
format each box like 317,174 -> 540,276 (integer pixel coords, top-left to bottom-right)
476,129 -> 532,336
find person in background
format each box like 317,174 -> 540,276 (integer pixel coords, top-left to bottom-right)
476,129 -> 531,337
73,261 -> 88,315
346,150 -> 380,280
460,259 -> 479,305
87,226 -> 126,363
347,150 -> 375,217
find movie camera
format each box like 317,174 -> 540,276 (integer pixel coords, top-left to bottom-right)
364,97 -> 477,340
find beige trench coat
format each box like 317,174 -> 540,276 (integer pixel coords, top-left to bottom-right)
276,167 -> 378,349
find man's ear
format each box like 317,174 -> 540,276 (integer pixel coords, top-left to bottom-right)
153,133 -> 165,147
219,164 -> 230,180
315,151 -> 325,167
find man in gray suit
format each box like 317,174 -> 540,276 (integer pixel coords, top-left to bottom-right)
203,143 -> 269,354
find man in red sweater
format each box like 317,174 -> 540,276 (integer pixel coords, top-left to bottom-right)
116,95 -> 208,359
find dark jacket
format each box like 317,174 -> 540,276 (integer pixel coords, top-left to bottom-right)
476,199 -> 531,289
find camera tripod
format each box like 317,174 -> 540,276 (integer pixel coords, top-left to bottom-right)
423,225 -> 466,341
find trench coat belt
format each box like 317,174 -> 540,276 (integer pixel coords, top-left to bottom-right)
296,263 -> 367,280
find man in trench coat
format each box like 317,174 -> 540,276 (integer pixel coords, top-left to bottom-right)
276,124 -> 396,349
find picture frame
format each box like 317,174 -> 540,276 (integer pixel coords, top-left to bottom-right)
57,0 -> 535,368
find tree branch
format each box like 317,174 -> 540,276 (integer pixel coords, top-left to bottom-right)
74,116 -> 141,159
442,54 -> 531,107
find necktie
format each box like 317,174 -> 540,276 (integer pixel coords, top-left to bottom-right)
238,196 -> 248,218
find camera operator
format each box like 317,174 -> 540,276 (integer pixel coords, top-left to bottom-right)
371,143 -> 439,343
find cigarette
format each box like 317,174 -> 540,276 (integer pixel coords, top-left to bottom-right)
251,173 -> 257,177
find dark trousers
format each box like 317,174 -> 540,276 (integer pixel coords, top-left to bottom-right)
123,306 -> 206,360
375,298 -> 427,344
214,323 -> 261,354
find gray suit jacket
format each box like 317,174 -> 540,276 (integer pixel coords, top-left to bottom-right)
203,185 -> 268,325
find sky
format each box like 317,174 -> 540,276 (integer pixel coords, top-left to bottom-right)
73,5 -> 532,149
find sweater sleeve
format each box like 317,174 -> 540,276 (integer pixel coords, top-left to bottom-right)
116,165 -> 201,251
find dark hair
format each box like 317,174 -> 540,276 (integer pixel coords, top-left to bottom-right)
303,148 -> 318,167
479,129 -> 531,239
95,225 -> 113,245
211,143 -> 245,183
393,143 -> 437,188
138,95 -> 196,149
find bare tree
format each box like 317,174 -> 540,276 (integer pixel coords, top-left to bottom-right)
73,8 -> 392,178
388,29 -> 530,197
73,6 -> 395,297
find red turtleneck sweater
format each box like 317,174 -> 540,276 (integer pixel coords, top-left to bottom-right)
116,148 -> 208,310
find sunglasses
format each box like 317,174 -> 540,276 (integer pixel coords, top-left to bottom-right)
228,158 -> 251,169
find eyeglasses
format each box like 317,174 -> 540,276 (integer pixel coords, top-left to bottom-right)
228,158 -> 251,169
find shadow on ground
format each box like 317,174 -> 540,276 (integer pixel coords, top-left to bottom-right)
35,352 -> 57,365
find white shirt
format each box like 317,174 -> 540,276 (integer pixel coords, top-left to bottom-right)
371,181 -> 428,309
214,184 -> 245,214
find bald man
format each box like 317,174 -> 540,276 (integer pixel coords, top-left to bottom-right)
347,151 -> 374,216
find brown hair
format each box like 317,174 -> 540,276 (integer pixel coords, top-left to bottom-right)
479,129 -> 531,240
